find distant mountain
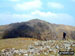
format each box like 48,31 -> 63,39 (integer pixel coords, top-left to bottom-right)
0,19 -> 75,40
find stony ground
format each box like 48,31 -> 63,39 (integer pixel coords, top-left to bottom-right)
0,38 -> 75,56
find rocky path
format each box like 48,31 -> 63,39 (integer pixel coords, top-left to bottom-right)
0,40 -> 75,56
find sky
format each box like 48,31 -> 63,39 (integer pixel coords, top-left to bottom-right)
0,0 -> 75,26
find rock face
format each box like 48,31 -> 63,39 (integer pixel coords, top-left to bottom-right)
0,19 -> 75,40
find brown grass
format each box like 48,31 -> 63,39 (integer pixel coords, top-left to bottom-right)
0,38 -> 38,50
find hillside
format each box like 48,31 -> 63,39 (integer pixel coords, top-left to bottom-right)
0,19 -> 75,40
0,38 -> 75,56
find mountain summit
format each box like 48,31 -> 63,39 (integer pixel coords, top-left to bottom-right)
0,19 -> 75,40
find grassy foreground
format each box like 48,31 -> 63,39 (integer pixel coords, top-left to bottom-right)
0,38 -> 75,56
0,38 -> 38,50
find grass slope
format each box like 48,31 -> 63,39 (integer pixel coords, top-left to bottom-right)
0,38 -> 38,50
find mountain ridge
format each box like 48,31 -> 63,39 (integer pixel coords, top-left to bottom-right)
0,19 -> 75,40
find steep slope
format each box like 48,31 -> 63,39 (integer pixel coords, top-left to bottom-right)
0,19 -> 75,40
25,19 -> 57,40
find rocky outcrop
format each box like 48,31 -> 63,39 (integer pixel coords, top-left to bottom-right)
0,19 -> 75,40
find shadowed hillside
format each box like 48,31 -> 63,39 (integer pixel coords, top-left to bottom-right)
0,19 -> 75,40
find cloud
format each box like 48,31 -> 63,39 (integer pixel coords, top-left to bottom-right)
72,0 -> 75,2
0,13 -> 30,25
28,11 -> 75,26
31,11 -> 75,25
14,0 -> 42,11
48,2 -> 64,9
9,0 -> 21,2
31,10 -> 57,19
0,10 -> 75,26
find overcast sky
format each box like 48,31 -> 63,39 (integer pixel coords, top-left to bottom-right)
0,0 -> 75,26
